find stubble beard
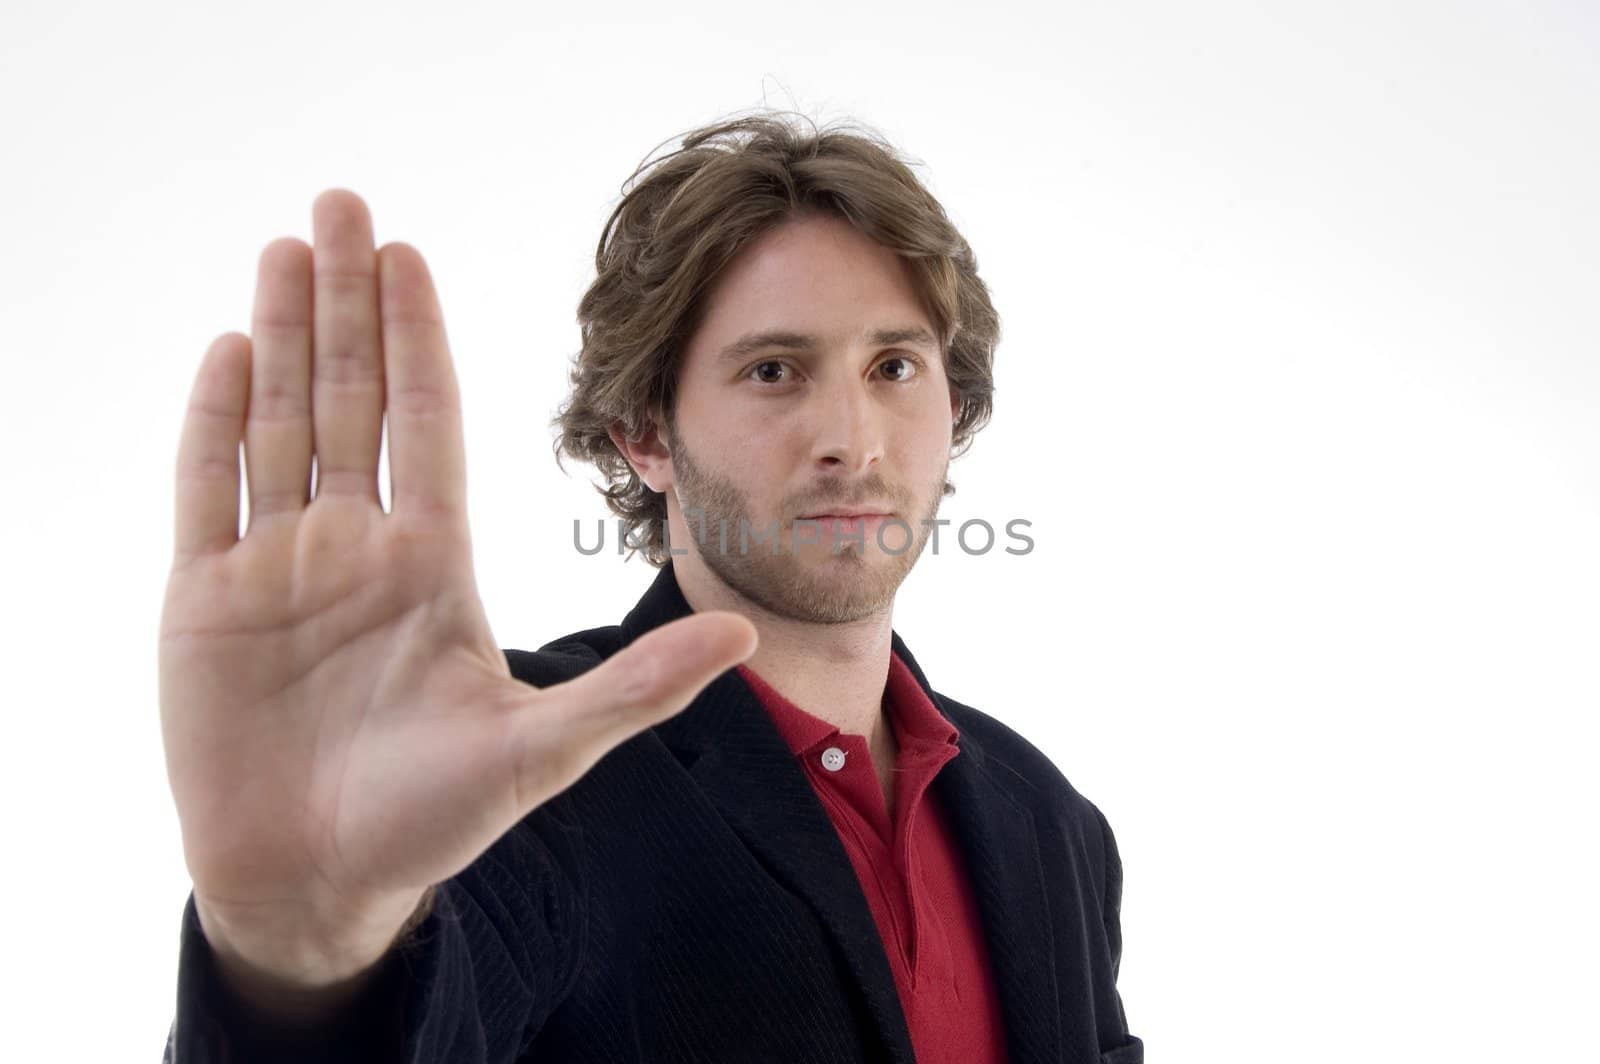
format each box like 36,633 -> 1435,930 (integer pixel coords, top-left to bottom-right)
667,429 -> 950,625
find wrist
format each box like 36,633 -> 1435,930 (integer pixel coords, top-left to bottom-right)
193,888 -> 425,1026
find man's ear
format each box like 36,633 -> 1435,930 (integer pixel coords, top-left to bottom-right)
607,414 -> 675,493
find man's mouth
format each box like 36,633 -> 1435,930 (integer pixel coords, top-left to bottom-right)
795,513 -> 893,537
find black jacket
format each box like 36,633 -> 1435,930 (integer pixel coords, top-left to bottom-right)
166,562 -> 1143,1063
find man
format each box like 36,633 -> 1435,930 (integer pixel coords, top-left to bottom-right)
160,111 -> 1142,1063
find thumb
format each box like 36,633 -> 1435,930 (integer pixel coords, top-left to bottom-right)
506,611 -> 758,809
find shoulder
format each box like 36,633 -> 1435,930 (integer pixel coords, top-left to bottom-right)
932,689 -> 1117,855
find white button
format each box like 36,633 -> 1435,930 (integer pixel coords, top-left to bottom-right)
820,746 -> 847,772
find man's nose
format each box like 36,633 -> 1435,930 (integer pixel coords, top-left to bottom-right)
808,375 -> 885,476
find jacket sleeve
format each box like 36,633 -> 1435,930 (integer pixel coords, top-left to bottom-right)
163,810 -> 587,1064
1092,801 -> 1145,1064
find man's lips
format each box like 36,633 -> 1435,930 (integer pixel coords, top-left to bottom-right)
793,513 -> 894,540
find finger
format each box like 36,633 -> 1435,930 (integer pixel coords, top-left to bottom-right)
377,241 -> 467,520
509,612 -> 759,812
173,333 -> 251,564
244,237 -> 314,527
310,189 -> 384,506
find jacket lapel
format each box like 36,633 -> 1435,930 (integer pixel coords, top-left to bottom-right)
899,635 -> 1065,1064
621,563 -> 1061,1064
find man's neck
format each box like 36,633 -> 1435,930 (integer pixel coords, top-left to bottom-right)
671,554 -> 895,749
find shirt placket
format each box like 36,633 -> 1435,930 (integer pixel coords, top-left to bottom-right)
808,733 -> 918,975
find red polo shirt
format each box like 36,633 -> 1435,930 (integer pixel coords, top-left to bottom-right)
735,652 -> 1009,1064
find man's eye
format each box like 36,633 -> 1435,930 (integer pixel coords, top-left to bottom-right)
750,360 -> 788,384
879,356 -> 919,382
748,357 -> 920,384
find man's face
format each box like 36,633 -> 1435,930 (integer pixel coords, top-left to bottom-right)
658,211 -> 960,624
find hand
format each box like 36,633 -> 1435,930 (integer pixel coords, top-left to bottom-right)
159,189 -> 756,984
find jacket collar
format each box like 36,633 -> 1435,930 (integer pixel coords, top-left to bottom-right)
621,562 -> 1063,1064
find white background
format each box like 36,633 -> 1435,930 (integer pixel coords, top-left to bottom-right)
2,0 -> 1595,1059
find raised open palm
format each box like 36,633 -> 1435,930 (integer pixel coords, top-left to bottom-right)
159,189 -> 756,983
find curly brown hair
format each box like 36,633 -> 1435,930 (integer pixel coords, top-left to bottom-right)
551,108 -> 1000,567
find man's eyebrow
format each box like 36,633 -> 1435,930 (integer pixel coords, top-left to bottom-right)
716,326 -> 939,364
